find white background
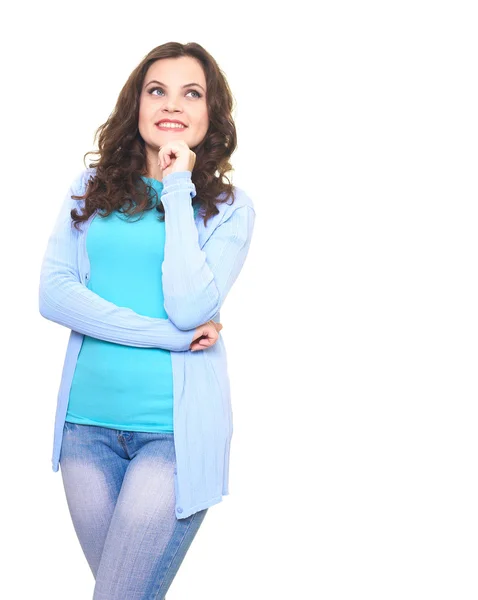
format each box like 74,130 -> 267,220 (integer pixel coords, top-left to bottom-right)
1,1 -> 477,598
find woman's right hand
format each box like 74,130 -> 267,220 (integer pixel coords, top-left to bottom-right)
190,320 -> 223,352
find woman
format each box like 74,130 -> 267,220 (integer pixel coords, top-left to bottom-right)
38,41 -> 256,600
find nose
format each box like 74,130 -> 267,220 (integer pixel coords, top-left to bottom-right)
162,97 -> 182,112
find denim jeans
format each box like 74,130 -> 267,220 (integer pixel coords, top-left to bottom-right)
59,422 -> 208,600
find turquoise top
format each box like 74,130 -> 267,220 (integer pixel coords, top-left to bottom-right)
66,176 -> 176,431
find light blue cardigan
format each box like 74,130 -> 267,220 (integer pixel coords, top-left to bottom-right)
38,168 -> 256,519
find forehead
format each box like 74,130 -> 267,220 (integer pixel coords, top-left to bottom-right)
145,57 -> 206,88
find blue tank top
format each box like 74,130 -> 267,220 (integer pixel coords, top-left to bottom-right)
66,176 -> 180,432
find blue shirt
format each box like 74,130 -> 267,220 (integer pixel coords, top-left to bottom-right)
66,176 -> 178,431
39,168 -> 256,519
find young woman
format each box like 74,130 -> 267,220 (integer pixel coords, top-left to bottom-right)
39,41 -> 256,599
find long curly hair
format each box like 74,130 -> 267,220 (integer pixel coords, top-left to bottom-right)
70,41 -> 238,232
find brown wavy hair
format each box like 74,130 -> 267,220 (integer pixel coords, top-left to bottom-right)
70,41 -> 238,232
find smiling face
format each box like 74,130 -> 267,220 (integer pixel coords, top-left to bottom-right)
138,56 -> 209,179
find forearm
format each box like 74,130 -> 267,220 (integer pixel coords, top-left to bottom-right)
160,172 -> 255,330
39,275 -> 196,351
161,174 -> 218,328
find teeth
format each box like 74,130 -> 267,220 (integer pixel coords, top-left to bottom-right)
157,123 -> 185,128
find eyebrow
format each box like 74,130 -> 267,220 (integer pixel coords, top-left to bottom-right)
144,80 -> 206,93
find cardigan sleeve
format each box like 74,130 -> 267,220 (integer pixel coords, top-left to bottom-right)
160,171 -> 256,331
38,170 -> 196,351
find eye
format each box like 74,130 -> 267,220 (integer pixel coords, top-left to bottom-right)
148,86 -> 202,99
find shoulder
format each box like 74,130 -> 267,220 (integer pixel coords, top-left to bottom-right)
81,167 -> 97,189
71,167 -> 97,193
216,185 -> 256,220
199,186 -> 255,235
64,167 -> 97,201
230,185 -> 255,213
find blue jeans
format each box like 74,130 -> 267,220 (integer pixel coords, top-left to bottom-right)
59,422 -> 208,600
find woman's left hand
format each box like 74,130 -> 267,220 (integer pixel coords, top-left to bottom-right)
158,140 -> 196,178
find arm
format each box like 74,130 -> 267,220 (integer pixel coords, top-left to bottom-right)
38,170 -> 196,351
160,171 -> 256,331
